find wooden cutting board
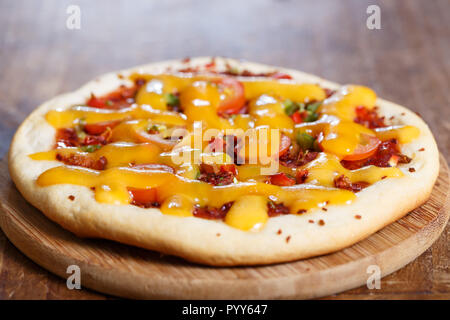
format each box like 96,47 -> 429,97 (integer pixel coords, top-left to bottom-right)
0,155 -> 448,299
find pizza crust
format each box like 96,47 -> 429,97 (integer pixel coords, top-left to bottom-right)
8,57 -> 440,266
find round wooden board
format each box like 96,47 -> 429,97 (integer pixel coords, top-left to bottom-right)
0,155 -> 448,300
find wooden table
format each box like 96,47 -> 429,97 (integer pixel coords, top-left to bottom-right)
0,0 -> 448,299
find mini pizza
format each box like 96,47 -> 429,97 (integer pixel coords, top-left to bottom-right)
9,57 -> 439,266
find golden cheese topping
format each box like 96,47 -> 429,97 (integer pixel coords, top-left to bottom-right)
29,69 -> 420,231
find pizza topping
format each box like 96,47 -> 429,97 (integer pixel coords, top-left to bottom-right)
333,175 -> 369,193
30,65 -> 421,231
340,139 -> 411,170
56,153 -> 107,170
193,202 -> 233,220
354,106 -> 386,129
267,201 -> 290,216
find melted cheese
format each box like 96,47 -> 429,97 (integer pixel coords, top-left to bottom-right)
29,73 -> 420,231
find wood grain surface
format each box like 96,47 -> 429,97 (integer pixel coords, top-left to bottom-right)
0,155 -> 448,299
0,0 -> 448,299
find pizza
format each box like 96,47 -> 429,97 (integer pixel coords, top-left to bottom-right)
9,57 -> 439,266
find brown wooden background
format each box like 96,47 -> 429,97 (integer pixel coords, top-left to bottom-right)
0,0 -> 448,299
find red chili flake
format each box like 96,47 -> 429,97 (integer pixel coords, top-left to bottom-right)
182,57 -> 191,63
308,220 -> 314,224
318,219 -> 325,226
216,233 -> 221,237
277,229 -> 282,235
401,112 -> 406,116
297,209 -> 307,214
90,187 -> 95,191
418,148 -> 425,152
324,88 -> 336,98
409,167 -> 416,172
355,215 -> 362,219
286,236 -> 291,243
381,176 -> 387,180
68,195 -> 75,201
117,74 -> 124,79
321,207 -> 328,212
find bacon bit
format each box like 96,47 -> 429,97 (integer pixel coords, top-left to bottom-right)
334,175 -> 369,193
68,195 -> 75,201
286,236 -> 291,243
355,215 -> 362,220
341,139 -> 411,170
418,148 -> 425,152
321,207 -> 328,212
297,209 -> 307,214
318,219 -> 325,226
277,229 -> 282,235
267,201 -> 290,217
55,128 -> 79,148
268,173 -> 296,186
308,220 -> 314,223
56,153 -> 107,170
280,148 -> 319,168
409,167 -> 416,172
193,202 -> 233,220
354,106 -> 386,129
198,164 -> 236,186
296,169 -> 309,184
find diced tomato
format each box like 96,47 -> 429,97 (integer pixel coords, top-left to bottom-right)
269,173 -> 296,186
86,86 -> 137,109
292,111 -> 303,124
271,72 -> 292,80
84,120 -> 120,135
278,134 -> 291,157
215,77 -> 246,116
128,187 -> 157,204
342,134 -> 381,161
220,164 -> 237,175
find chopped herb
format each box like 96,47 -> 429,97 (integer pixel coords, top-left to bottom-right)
105,100 -> 113,106
296,132 -> 315,151
164,93 -> 180,107
81,144 -> 102,153
283,99 -> 298,116
283,100 -> 305,116
304,111 -> 319,122
306,101 -> 321,113
147,124 -> 160,133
